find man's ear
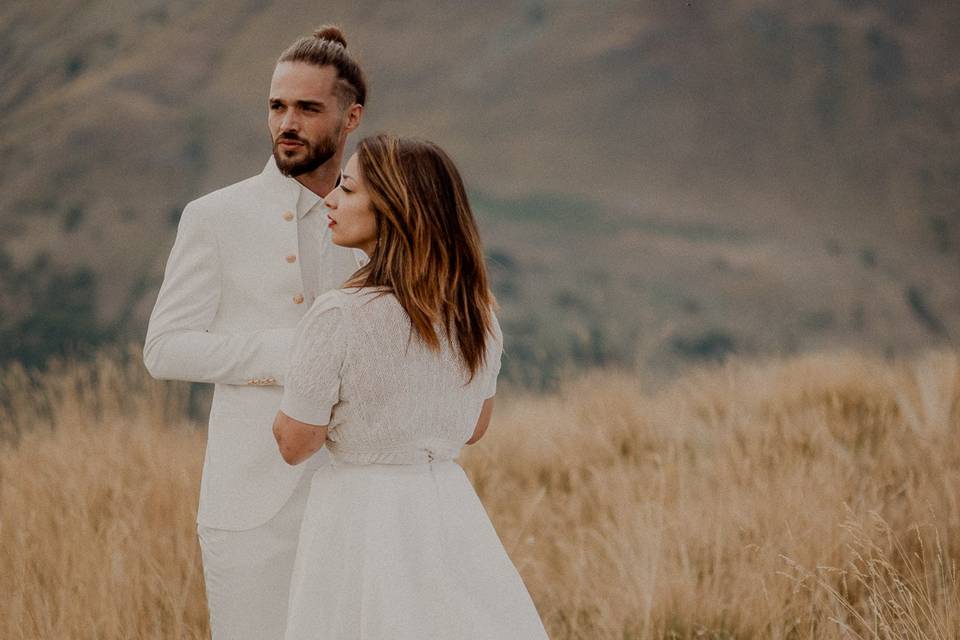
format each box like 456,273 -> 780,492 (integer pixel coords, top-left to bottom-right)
344,103 -> 363,134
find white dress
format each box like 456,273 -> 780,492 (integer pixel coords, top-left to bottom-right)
280,288 -> 549,640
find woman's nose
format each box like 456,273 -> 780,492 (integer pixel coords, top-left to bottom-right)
325,189 -> 339,208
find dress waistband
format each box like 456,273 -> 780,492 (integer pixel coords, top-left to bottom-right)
325,460 -> 459,475
329,451 -> 456,466
327,438 -> 461,466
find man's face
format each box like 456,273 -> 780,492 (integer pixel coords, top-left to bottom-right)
268,62 -> 347,177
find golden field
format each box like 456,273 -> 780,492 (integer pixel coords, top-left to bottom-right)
1,349 -> 958,639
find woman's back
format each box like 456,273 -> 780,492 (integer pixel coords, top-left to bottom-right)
280,288 -> 549,640
276,134 -> 547,639
282,287 -> 502,465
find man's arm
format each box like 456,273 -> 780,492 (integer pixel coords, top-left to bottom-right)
143,203 -> 294,386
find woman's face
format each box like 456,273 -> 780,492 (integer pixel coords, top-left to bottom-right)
325,153 -> 378,256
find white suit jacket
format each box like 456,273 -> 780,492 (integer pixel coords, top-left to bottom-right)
144,157 -> 363,531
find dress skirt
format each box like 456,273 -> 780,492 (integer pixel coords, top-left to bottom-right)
284,460 -> 549,640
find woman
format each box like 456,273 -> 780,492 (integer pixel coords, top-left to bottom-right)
272,134 -> 549,639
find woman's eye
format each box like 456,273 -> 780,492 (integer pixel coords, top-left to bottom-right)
341,187 -> 352,194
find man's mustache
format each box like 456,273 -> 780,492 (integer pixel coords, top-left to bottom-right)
277,132 -> 308,144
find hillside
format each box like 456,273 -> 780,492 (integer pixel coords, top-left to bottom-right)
1,0 -> 958,382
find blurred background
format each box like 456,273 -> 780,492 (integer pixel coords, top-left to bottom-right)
1,0 -> 957,388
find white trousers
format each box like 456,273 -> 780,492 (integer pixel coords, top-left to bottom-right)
197,471 -> 311,640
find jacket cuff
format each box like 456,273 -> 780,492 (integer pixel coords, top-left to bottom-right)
260,328 -> 296,385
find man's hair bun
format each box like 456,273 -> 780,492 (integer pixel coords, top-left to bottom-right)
313,25 -> 347,48
280,25 -> 366,106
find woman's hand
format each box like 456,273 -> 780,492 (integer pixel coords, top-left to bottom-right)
466,397 -> 495,445
273,411 -> 329,465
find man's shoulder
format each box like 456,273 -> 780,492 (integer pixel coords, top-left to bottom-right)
184,171 -> 266,214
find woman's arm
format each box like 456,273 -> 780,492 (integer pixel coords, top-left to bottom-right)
273,411 -> 328,465
276,298 -> 347,465
466,397 -> 495,445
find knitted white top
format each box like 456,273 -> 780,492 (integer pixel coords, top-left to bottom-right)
281,287 -> 503,464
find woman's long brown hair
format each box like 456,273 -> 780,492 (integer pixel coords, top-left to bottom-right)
344,134 -> 496,380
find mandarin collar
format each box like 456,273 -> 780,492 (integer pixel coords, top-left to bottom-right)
261,156 -> 342,219
260,155 -> 301,216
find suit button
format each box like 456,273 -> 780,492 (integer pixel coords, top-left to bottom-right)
293,293 -> 304,304
286,254 -> 297,263
283,211 -> 294,221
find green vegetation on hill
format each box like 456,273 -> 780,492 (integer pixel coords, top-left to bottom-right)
0,251 -> 112,369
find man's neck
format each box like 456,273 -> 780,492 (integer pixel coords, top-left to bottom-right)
294,152 -> 344,199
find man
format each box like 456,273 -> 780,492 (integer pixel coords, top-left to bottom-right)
143,26 -> 367,639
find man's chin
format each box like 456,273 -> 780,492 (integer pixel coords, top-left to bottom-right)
273,153 -> 312,177
272,144 -> 336,177
277,164 -> 303,177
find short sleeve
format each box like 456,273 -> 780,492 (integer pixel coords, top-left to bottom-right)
280,293 -> 349,425
481,313 -> 503,398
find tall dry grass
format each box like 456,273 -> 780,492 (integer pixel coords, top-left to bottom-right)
1,348 -> 959,639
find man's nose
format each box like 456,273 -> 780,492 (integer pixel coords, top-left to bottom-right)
280,110 -> 300,131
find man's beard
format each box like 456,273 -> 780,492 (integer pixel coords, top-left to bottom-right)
273,129 -> 339,177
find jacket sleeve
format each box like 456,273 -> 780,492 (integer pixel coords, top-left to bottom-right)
143,202 -> 295,386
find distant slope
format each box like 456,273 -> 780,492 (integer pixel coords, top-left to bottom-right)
1,0 -> 957,381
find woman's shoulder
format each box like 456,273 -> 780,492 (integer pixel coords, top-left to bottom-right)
312,287 -> 397,313
305,288 -> 368,317
339,286 -> 394,302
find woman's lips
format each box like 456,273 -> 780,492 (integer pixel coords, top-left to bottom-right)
327,215 -> 337,228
